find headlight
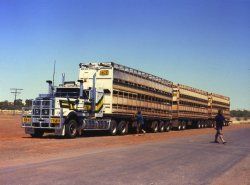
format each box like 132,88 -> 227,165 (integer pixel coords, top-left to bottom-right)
42,109 -> 50,115
33,109 -> 40,115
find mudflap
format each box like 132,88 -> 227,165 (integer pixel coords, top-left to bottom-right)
55,125 -> 65,136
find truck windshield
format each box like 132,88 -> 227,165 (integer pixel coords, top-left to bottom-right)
55,88 -> 89,99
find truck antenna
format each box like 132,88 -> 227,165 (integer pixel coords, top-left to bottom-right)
53,60 -> 56,87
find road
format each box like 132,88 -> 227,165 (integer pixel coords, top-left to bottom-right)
1,127 -> 250,185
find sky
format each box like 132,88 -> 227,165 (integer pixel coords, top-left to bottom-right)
0,0 -> 249,110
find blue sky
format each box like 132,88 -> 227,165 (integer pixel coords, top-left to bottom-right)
0,0 -> 249,109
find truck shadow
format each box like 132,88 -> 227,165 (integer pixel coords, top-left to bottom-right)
21,130 -> 139,139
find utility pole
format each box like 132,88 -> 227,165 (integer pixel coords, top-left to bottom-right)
10,88 -> 23,105
10,88 -> 23,115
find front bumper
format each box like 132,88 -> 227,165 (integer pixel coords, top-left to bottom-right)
22,116 -> 64,129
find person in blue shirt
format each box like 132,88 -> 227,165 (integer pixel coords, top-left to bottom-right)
214,109 -> 227,144
136,110 -> 146,134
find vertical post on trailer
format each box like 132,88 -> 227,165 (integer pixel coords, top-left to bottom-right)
91,72 -> 96,116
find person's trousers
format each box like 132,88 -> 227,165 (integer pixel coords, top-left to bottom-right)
215,129 -> 225,142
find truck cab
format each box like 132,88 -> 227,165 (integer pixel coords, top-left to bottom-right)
22,79 -> 104,138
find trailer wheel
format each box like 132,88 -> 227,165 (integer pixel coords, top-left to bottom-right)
30,129 -> 44,138
197,122 -> 201,129
65,119 -> 78,138
182,122 -> 186,130
109,120 -> 118,136
151,121 -> 158,133
211,123 -> 214,128
118,121 -> 128,135
177,124 -> 182,131
165,124 -> 171,132
159,122 -> 165,132
202,123 -> 205,128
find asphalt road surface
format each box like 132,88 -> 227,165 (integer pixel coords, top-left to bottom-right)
1,127 -> 250,185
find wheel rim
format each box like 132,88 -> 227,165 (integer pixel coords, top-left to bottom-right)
121,124 -> 126,133
154,125 -> 158,132
110,121 -> 117,135
69,123 -> 77,136
112,125 -> 117,134
166,126 -> 170,131
178,125 -> 181,130
161,126 -> 164,132
198,124 -> 200,128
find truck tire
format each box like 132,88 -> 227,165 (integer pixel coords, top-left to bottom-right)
201,123 -> 205,128
109,120 -> 118,136
30,129 -> 44,138
65,119 -> 78,138
159,122 -> 165,132
182,122 -> 186,130
118,121 -> 128,135
165,123 -> 171,132
151,121 -> 158,133
177,124 -> 182,131
197,122 -> 201,129
211,122 -> 214,128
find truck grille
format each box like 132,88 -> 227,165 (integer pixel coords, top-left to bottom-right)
32,100 -> 53,116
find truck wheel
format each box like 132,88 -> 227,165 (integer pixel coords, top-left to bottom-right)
205,122 -> 208,128
182,122 -> 186,130
201,123 -> 205,128
165,124 -> 171,132
151,121 -> 158,133
159,122 -> 165,132
197,122 -> 201,129
118,121 -> 128,135
177,124 -> 182,131
65,119 -> 78,138
30,129 -> 44,138
109,120 -> 118,136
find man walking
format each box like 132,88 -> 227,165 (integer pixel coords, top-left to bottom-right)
136,110 -> 146,135
214,109 -> 227,144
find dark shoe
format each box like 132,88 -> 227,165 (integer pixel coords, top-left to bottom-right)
214,141 -> 219,143
223,141 -> 227,144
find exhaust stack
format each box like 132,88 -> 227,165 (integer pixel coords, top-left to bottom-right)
46,80 -> 53,95
78,80 -> 83,97
62,73 -> 65,85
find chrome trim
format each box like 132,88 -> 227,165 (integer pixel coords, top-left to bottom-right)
22,99 -> 64,129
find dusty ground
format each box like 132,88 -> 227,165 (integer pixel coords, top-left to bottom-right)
0,114 -> 249,170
